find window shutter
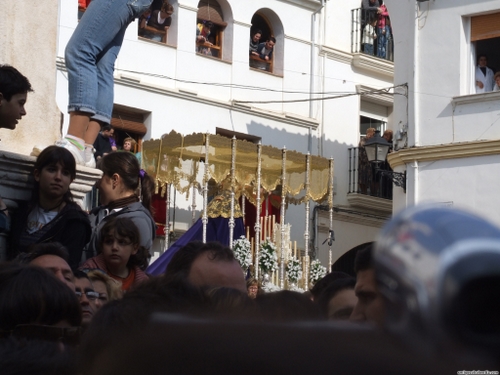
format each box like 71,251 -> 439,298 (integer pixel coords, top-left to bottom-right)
471,12 -> 500,42
111,109 -> 147,135
197,0 -> 227,27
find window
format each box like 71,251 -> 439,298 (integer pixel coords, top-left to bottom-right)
138,0 -> 178,46
250,10 -> 284,75
196,0 -> 227,59
111,107 -> 147,152
471,12 -> 500,94
360,101 -> 388,139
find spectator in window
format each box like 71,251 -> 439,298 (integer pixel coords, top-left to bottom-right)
475,54 -> 495,93
376,1 -> 389,59
249,29 -> 262,56
493,71 -> 500,92
138,8 -> 152,37
142,2 -> 173,42
361,0 -> 381,28
93,125 -> 114,163
196,20 -> 213,55
362,17 -> 377,55
122,137 -> 137,153
250,37 -> 276,72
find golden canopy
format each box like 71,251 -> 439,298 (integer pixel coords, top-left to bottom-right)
142,130 -> 334,205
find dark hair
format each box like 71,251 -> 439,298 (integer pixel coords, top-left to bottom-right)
254,290 -> 323,322
354,244 -> 373,273
99,216 -> 150,270
100,152 -> 155,214
203,20 -> 213,28
0,65 -> 33,101
16,242 -> 70,264
252,29 -> 262,36
165,241 -> 235,282
477,54 -> 488,63
32,146 -> 76,205
316,277 -> 356,318
205,286 -> 256,319
0,337 -> 77,375
310,271 -> 352,300
161,3 -> 173,12
268,36 -> 276,43
0,263 -> 81,330
101,124 -> 113,132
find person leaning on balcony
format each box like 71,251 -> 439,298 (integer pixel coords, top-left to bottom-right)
358,128 -> 375,195
250,37 -> 276,72
475,54 -> 495,94
196,20 -> 213,55
250,29 -> 262,56
142,2 -> 173,42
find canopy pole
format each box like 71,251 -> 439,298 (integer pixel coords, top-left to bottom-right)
304,153 -> 311,277
254,142 -> 262,280
229,136 -> 236,249
202,134 -> 210,243
279,147 -> 287,290
328,158 -> 334,272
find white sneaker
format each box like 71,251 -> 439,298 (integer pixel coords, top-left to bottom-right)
55,138 -> 85,166
84,146 -> 96,168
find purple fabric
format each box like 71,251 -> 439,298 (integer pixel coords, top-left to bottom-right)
146,217 -> 245,276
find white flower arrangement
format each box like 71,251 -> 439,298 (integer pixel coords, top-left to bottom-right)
262,282 -> 281,293
286,256 -> 302,284
309,259 -> 327,285
258,238 -> 278,274
232,236 -> 252,270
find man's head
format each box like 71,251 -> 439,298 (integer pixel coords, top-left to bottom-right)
265,37 -> 276,50
19,242 -> 75,291
101,125 -> 114,138
0,65 -> 33,130
74,270 -> 98,329
478,54 -> 488,67
350,244 -> 386,327
166,241 -> 246,292
317,277 -> 357,320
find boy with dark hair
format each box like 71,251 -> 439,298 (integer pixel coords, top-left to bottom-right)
0,65 -> 33,130
251,37 -> 276,71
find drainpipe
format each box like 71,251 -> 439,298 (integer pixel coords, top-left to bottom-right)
411,2 -> 421,206
309,0 -> 325,154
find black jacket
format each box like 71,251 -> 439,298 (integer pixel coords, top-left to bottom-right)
9,201 -> 91,269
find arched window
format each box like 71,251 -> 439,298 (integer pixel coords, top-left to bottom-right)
196,0 -> 233,61
250,10 -> 284,76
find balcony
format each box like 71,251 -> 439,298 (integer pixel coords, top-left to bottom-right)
351,8 -> 394,63
347,147 -> 393,214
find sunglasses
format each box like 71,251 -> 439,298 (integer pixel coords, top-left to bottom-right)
75,290 -> 100,300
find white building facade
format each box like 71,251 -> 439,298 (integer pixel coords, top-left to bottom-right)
387,0 -> 500,227
1,0 -> 395,269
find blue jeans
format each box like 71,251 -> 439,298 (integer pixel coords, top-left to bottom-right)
363,43 -> 374,55
376,27 -> 386,59
65,0 -> 152,123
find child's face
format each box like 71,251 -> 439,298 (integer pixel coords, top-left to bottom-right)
0,92 -> 28,130
102,229 -> 138,271
34,162 -> 73,200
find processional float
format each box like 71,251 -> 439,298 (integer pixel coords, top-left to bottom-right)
142,131 -> 334,290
